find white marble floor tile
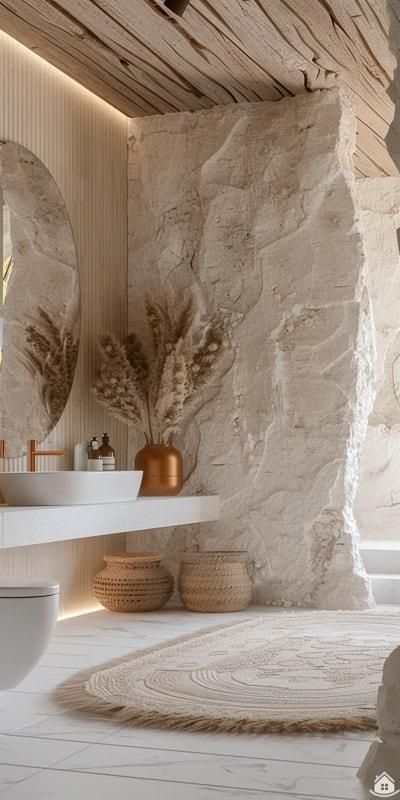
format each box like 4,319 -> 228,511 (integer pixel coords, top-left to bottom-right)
11,667 -> 76,696
0,693 -> 108,740
11,713 -> 127,744
11,712 -> 375,761
0,768 -> 344,800
99,726 -> 371,766
0,693 -> 62,736
39,642 -> 155,670
0,735 -> 89,769
53,608 -> 268,638
55,742 -> 358,798
0,765 -> 39,795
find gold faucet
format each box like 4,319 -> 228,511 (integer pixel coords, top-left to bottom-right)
28,440 -> 65,472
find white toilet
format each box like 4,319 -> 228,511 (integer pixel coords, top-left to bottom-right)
0,578 -> 59,689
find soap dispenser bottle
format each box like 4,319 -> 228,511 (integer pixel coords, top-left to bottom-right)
87,437 -> 103,472
99,433 -> 115,471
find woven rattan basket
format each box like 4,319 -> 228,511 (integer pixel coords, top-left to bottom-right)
178,550 -> 252,613
92,552 -> 174,612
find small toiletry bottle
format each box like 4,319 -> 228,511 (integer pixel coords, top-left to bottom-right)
74,441 -> 88,471
87,437 -> 103,472
99,433 -> 115,471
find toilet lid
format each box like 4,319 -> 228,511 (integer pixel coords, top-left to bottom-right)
0,578 -> 59,597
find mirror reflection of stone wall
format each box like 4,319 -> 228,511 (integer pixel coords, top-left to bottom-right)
0,142 -> 80,457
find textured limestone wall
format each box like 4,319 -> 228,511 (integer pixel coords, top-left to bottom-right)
127,89 -> 373,609
355,178 -> 400,541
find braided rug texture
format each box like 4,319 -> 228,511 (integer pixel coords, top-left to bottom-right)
54,611 -> 400,734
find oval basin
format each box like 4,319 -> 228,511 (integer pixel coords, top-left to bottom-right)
0,471 -> 143,506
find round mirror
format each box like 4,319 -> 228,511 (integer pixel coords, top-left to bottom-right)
0,142 -> 80,457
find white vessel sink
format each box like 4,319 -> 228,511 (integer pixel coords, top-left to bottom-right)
0,471 -> 143,506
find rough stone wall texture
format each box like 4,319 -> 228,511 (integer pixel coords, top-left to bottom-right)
127,89 -> 373,609
355,178 -> 400,541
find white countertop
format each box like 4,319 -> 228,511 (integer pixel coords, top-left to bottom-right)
0,495 -> 220,549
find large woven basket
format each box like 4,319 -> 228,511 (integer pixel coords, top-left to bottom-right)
92,552 -> 174,612
178,550 -> 252,613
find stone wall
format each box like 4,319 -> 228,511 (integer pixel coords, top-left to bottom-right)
355,178 -> 400,541
127,88 -> 374,609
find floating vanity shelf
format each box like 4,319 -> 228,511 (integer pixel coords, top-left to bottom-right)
0,496 -> 220,549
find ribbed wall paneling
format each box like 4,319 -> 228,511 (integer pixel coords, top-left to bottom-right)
0,534 -> 126,618
0,31 -> 128,615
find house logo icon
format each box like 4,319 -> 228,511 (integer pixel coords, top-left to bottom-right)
370,773 -> 400,797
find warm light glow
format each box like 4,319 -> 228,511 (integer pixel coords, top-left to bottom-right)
58,605 -> 102,621
0,31 -> 127,121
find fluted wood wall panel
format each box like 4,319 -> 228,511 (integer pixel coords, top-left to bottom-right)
0,31 -> 128,615
0,534 -> 126,618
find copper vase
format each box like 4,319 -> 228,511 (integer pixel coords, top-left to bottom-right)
135,443 -> 183,496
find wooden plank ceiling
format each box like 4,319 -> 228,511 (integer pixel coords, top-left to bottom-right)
0,0 -> 398,177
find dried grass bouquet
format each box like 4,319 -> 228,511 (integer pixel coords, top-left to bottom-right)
92,287 -> 228,444
24,307 -> 79,427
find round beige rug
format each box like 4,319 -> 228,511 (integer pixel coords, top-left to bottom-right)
54,611 -> 400,733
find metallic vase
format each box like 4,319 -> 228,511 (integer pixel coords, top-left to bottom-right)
135,443 -> 183,496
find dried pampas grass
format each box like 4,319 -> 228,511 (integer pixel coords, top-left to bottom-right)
24,308 -> 79,427
93,286 -> 228,443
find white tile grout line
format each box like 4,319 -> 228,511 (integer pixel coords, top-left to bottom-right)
0,763 -> 350,799
0,731 -> 372,768
0,764 -> 43,797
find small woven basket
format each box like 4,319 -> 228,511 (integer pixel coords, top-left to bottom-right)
178,550 -> 252,613
92,552 -> 174,612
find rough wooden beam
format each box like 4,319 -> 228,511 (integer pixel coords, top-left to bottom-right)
0,0 -> 397,177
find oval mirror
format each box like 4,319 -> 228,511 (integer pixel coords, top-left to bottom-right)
0,141 -> 80,457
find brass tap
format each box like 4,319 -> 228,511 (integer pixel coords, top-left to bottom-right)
28,440 -> 65,472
